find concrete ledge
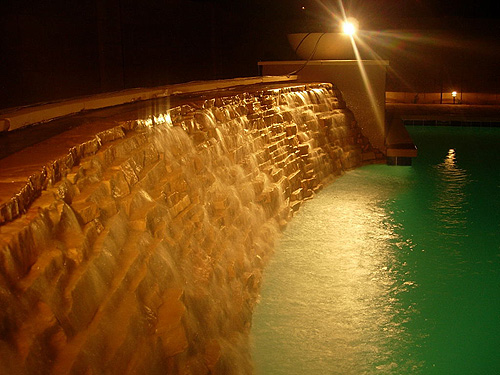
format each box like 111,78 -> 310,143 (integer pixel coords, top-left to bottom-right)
387,156 -> 413,166
387,147 -> 418,158
385,111 -> 417,160
0,76 -> 297,132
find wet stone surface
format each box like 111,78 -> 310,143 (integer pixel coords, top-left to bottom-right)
0,83 -> 383,375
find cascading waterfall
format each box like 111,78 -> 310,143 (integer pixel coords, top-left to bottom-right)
0,83 -> 382,374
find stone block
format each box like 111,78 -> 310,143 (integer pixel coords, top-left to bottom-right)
156,288 -> 188,357
169,194 -> 191,218
298,144 -> 310,156
288,170 -> 302,190
263,115 -> 274,126
96,127 -> 126,145
291,188 -> 303,201
135,161 -> 167,193
0,241 -> 21,282
71,200 -> 99,225
141,143 -> 160,168
120,160 -> 140,187
290,200 -> 302,212
109,171 -> 130,199
297,132 -> 309,143
65,263 -> 107,333
285,124 -> 298,136
270,168 -> 284,183
303,188 -> 313,199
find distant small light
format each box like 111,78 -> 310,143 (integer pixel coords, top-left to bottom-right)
342,18 -> 359,36
452,91 -> 457,98
301,6 -> 305,10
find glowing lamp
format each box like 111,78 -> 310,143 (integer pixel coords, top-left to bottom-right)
452,91 -> 457,97
342,18 -> 359,36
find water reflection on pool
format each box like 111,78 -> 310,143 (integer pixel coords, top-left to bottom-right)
251,166 -> 419,374
252,127 -> 500,375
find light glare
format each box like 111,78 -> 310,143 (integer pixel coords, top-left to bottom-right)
342,18 -> 358,35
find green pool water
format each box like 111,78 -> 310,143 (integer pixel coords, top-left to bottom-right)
251,126 -> 500,374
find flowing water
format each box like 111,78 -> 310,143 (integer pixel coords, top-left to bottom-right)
251,126 -> 500,374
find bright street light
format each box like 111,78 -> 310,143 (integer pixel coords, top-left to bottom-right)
342,18 -> 359,36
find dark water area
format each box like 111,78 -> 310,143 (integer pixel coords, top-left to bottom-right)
252,126 -> 500,374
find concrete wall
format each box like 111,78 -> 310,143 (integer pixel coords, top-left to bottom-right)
0,83 -> 380,375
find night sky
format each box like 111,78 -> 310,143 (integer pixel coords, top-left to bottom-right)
1,0 -> 499,109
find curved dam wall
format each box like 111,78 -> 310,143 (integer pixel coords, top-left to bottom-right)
0,83 -> 382,374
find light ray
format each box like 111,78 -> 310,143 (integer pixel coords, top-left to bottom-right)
350,32 -> 416,91
349,34 -> 385,132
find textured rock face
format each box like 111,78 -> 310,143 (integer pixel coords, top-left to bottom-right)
0,83 -> 380,374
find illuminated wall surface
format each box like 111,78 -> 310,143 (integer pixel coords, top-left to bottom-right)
0,83 -> 382,374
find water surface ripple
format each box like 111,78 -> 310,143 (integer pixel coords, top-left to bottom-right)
252,127 -> 500,375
